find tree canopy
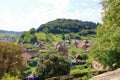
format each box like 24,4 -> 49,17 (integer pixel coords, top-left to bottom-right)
1,73 -> 19,80
37,18 -> 98,34
90,0 -> 120,70
0,42 -> 24,79
34,53 -> 71,80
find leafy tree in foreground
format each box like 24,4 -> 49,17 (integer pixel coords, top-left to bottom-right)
34,53 -> 71,80
0,42 -> 24,79
1,73 -> 19,80
91,0 -> 120,70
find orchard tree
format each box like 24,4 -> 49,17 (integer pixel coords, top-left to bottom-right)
91,0 -> 120,70
0,42 -> 24,79
34,53 -> 71,80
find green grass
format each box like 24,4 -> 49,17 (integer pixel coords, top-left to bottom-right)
70,68 -> 92,74
24,43 -> 38,50
80,35 -> 95,40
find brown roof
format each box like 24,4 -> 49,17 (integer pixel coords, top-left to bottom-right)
22,52 -> 32,60
72,53 -> 86,62
23,50 -> 38,57
76,59 -> 86,63
75,53 -> 83,59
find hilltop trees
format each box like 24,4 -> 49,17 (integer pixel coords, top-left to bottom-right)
91,0 -> 120,70
37,19 -> 98,34
34,53 -> 71,80
0,42 -> 24,79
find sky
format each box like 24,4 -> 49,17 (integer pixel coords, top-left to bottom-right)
0,0 -> 102,31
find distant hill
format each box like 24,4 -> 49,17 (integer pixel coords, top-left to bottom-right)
0,30 -> 22,38
37,18 -> 99,34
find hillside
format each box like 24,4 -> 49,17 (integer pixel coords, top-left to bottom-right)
37,18 -> 99,34
0,30 -> 22,37
19,19 -> 99,43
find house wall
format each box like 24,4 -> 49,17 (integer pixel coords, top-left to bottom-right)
92,61 -> 105,71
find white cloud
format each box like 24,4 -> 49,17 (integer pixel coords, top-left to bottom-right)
0,0 -> 102,31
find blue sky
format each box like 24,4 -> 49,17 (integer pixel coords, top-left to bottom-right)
0,0 -> 102,31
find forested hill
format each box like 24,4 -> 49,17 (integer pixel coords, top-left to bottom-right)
37,19 -> 99,34
0,30 -> 22,37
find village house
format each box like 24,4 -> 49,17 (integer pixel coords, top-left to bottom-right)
57,42 -> 68,56
22,52 -> 32,61
77,40 -> 88,49
72,40 -> 94,52
22,50 -> 39,60
51,42 -> 58,48
92,60 -> 108,71
71,53 -> 86,65
71,39 -> 77,45
38,41 -> 46,49
0,37 -> 15,42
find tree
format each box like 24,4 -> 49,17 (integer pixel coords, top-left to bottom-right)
20,32 -> 37,43
1,73 -> 19,80
29,28 -> 36,34
34,53 -> 71,80
90,0 -> 120,70
0,42 -> 24,79
46,33 -> 63,42
37,18 -> 98,34
63,34 -> 70,40
35,32 -> 46,41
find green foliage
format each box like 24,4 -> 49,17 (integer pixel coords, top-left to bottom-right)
1,73 -> 19,80
34,53 -> 71,80
70,67 -> 92,75
68,44 -> 86,56
23,64 -> 37,78
81,72 -> 94,80
63,34 -> 71,40
19,31 -> 37,43
29,28 -> 36,34
46,33 -> 63,42
19,19 -> 98,43
90,0 -> 120,70
35,32 -> 46,41
37,19 -> 98,34
0,42 -> 24,79
24,44 -> 37,50
79,29 -> 96,36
